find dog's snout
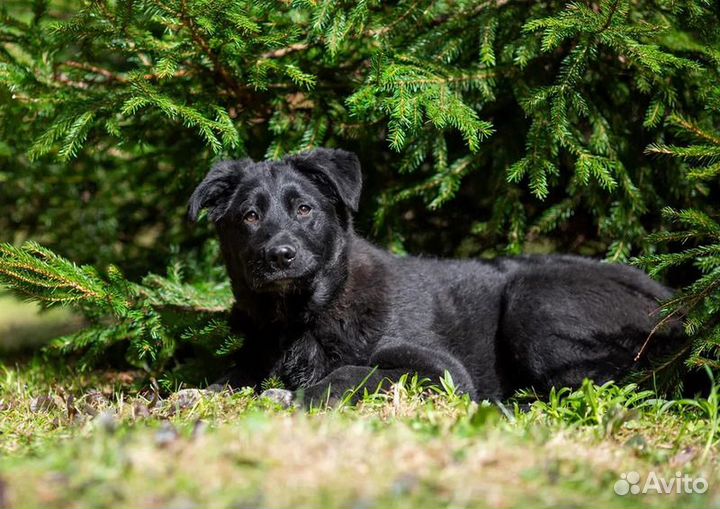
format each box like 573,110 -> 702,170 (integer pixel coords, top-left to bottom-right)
267,244 -> 297,268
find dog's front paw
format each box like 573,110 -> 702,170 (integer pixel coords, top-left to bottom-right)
259,388 -> 295,408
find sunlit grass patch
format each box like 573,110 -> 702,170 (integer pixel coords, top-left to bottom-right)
1,363 -> 719,508
0,294 -> 80,351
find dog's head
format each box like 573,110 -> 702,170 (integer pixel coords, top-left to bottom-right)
189,148 -> 362,295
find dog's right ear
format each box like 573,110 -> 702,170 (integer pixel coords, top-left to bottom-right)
188,159 -> 252,222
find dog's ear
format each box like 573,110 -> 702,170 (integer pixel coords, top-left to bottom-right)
188,159 -> 252,221
287,148 -> 362,213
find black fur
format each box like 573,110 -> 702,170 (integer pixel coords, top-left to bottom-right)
189,148 -> 684,404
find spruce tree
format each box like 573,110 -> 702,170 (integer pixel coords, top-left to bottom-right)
1,0 -> 718,385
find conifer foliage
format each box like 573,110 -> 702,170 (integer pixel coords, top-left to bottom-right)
0,0 -> 719,382
0,240 -> 239,383
635,116 -> 720,382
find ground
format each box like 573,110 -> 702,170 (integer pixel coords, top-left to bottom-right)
0,296 -> 718,508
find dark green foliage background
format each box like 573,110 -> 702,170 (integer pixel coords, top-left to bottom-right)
1,0 -> 719,386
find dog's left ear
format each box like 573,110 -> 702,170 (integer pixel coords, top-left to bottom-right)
287,148 -> 362,213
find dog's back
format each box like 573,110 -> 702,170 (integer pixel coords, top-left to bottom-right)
495,255 -> 682,394
348,245 -> 683,398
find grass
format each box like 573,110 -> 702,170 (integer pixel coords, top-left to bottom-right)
0,294 -> 80,352
0,297 -> 718,508
1,365 -> 719,509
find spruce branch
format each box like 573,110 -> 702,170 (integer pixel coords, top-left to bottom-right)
0,241 -> 236,371
1,0 -> 719,378
635,114 -> 720,379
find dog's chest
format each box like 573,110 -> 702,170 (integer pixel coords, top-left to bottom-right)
270,313 -> 378,389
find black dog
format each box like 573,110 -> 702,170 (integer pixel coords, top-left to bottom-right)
189,148 -> 682,404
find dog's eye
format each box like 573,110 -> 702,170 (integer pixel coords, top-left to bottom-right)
297,204 -> 312,216
243,211 -> 259,224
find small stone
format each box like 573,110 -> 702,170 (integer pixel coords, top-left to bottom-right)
30,395 -> 56,413
155,421 -> 179,447
133,402 -> 151,419
191,419 -> 207,439
624,434 -> 648,451
204,383 -> 226,393
166,496 -> 196,509
80,403 -> 98,417
670,447 -> 697,468
66,394 -> 78,419
95,411 -> 118,433
392,473 -> 420,496
260,388 -> 294,408
84,390 -> 108,408
172,389 -> 204,409
0,476 -> 7,509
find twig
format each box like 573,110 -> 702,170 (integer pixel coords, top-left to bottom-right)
53,72 -> 90,89
369,0 -> 512,38
260,43 -> 309,59
153,303 -> 230,314
599,0 -> 621,32
671,115 -> 720,146
60,62 -> 192,85
635,276 -> 720,362
178,0 -> 245,101
64,60 -> 124,83
634,306 -> 683,362
367,0 -> 428,37
632,342 -> 691,384
429,0 -> 512,30
393,71 -> 497,87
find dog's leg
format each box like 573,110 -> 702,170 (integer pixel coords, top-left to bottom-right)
266,343 -> 480,407
369,343 -> 479,398
258,365 -> 404,408
293,365 -> 408,407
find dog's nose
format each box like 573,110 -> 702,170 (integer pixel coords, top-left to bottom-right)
267,245 -> 297,268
